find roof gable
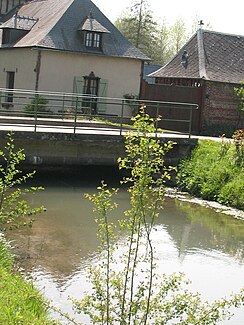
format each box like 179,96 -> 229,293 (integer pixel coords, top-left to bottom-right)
150,29 -> 244,84
0,0 -> 149,61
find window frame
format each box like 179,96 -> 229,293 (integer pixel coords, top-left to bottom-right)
84,31 -> 102,50
6,71 -> 15,103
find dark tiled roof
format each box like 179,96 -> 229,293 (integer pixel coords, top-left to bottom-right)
0,0 -> 149,61
150,30 -> 244,84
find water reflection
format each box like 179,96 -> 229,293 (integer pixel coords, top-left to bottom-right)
5,177 -> 244,324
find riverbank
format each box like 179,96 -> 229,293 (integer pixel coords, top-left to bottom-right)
176,138 -> 244,210
0,234 -> 54,324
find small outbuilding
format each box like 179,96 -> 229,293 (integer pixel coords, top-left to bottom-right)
142,29 -> 244,134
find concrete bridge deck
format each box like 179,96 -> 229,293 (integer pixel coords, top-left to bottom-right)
0,117 -> 198,167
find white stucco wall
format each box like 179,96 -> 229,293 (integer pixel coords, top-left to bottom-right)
0,48 -> 142,116
39,50 -> 141,95
0,48 -> 37,89
38,50 -> 142,116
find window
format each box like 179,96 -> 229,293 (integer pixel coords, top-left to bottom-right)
6,71 -> 15,102
73,75 -> 108,114
82,72 -> 100,114
85,32 -> 101,49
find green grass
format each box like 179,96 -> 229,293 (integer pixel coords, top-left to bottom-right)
0,235 -> 55,325
177,140 -> 244,210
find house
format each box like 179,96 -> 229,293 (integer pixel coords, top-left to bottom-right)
0,0 -> 149,116
142,29 -> 244,133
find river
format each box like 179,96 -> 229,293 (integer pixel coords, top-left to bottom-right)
6,167 -> 244,324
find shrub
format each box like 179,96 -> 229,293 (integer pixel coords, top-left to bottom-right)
24,95 -> 51,117
177,137 -> 244,209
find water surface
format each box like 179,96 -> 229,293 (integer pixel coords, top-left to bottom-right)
6,168 -> 244,324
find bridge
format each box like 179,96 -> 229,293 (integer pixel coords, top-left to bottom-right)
0,88 -> 198,167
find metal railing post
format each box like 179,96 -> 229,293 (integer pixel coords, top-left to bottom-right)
74,96 -> 78,134
120,99 -> 125,136
34,94 -> 38,133
155,103 -> 159,138
188,106 -> 193,138
62,94 -> 65,119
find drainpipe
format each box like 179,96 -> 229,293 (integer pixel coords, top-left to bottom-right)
34,49 -> 42,91
139,60 -> 144,100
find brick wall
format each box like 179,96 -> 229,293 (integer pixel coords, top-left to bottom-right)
202,81 -> 244,130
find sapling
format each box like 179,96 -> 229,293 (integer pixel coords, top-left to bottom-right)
0,132 -> 44,230
70,108 -> 243,324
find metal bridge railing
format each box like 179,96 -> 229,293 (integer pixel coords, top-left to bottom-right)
0,88 -> 198,138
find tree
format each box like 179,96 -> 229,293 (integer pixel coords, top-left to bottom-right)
115,0 -> 158,62
169,18 -> 189,55
0,132 -> 44,230
152,23 -> 174,65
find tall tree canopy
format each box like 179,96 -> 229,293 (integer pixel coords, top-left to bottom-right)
115,0 -> 157,60
115,2 -> 211,66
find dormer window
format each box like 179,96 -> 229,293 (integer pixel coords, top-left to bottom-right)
0,14 -> 38,45
85,31 -> 101,49
78,11 -> 110,52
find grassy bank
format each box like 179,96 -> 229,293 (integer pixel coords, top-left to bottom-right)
0,235 -> 54,325
177,138 -> 244,210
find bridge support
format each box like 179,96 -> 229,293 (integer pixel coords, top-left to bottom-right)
0,131 -> 197,168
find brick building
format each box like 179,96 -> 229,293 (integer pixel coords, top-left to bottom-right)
143,29 -> 244,134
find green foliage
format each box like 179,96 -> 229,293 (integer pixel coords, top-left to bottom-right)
114,2 -> 203,65
24,95 -> 50,117
234,82 -> 244,114
177,137 -> 244,210
0,134 -> 55,324
115,0 -> 158,61
232,129 -> 244,165
68,108 -> 243,324
0,132 -> 44,230
0,233 -> 13,270
0,237 -> 54,324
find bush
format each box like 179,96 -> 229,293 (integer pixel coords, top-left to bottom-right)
177,138 -> 244,210
24,95 -> 51,117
